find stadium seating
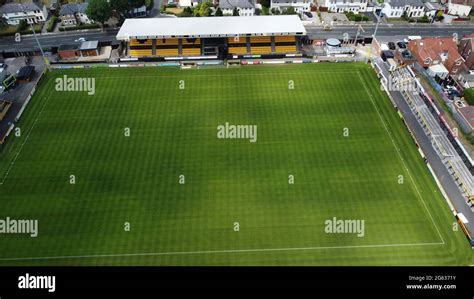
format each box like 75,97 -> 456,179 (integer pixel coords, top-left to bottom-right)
228,47 -> 248,54
156,49 -> 179,56
181,38 -> 201,45
228,37 -> 247,44
250,46 -> 272,54
182,48 -> 201,56
274,36 -> 296,43
156,38 -> 179,45
129,49 -> 153,57
274,46 -> 297,54
130,39 -> 152,46
250,36 -> 271,43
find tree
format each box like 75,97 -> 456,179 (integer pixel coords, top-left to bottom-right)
259,0 -> 270,8
435,10 -> 444,21
129,0 -> 145,8
17,19 -> 28,32
282,6 -> 296,15
0,16 -> 7,30
179,6 -> 193,17
215,7 -> 223,16
86,0 -> 112,30
194,2 -> 212,16
232,7 -> 239,16
110,0 -> 130,15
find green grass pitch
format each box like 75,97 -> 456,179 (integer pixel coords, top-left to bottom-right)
0,63 -> 472,265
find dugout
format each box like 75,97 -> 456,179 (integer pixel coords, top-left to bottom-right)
79,40 -> 100,57
58,44 -> 79,60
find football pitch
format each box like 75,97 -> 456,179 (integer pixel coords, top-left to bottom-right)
0,63 -> 472,265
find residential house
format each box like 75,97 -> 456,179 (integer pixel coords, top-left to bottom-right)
219,0 -> 255,15
458,34 -> 474,70
179,0 -> 201,7
381,0 -> 425,18
456,72 -> 474,88
424,2 -> 444,18
59,3 -> 92,27
323,0 -> 368,13
409,37 -> 467,75
49,0 -> 60,14
126,5 -> 148,17
0,2 -> 48,26
271,0 -> 312,13
448,0 -> 473,17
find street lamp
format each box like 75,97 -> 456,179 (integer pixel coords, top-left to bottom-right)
367,11 -> 382,63
20,4 -> 49,67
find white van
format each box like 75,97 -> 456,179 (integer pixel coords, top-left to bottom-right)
407,36 -> 422,41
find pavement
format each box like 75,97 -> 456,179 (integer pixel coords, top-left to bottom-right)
305,24 -> 474,40
150,0 -> 162,17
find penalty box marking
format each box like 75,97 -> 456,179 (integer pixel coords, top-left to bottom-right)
0,241 -> 445,262
357,71 -> 445,245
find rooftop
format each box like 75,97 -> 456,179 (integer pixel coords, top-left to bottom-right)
79,40 -> 99,51
0,2 -> 41,14
219,0 -> 255,9
424,2 -> 444,10
450,0 -> 474,5
58,44 -> 79,51
388,0 -> 424,7
116,16 -> 306,39
409,37 -> 464,73
59,3 -> 88,16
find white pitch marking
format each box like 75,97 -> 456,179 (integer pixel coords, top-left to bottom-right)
0,92 -> 54,186
358,71 -> 445,245
0,242 -> 445,262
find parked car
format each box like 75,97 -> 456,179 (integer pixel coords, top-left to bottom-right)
388,42 -> 396,50
397,41 -> 407,49
303,12 -> 313,18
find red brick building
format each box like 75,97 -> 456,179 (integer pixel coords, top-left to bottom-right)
408,37 -> 467,75
458,34 -> 474,70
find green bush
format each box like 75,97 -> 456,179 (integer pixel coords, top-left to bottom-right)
345,12 -> 369,22
47,16 -> 58,32
463,88 -> 474,105
59,23 -> 100,31
17,19 -> 28,32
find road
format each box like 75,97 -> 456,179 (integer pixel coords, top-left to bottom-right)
306,24 -> 474,40
0,29 -> 120,53
1,23 -> 474,53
